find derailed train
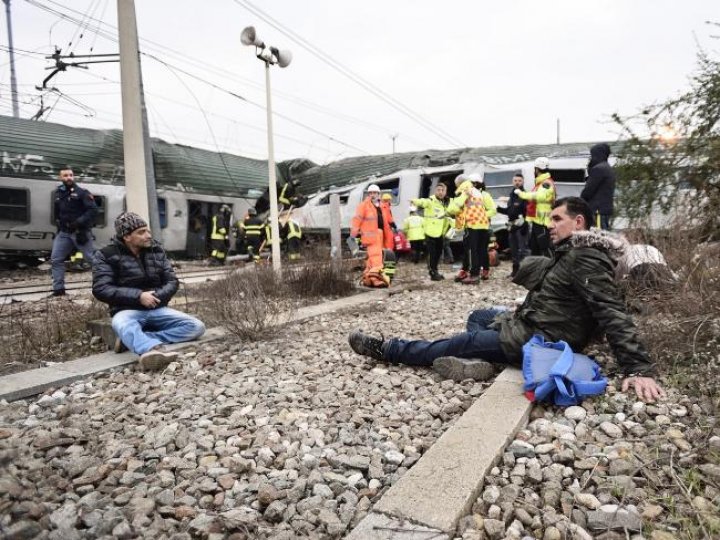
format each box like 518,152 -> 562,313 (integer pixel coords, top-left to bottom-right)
0,115 -> 602,264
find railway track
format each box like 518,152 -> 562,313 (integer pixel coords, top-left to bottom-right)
0,267 -> 232,304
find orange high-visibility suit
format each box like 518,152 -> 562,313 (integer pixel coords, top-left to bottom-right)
351,197 -> 384,273
380,200 -> 396,250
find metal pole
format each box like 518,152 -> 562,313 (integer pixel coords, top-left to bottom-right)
117,0 -> 150,222
329,193 -> 341,264
138,63 -> 161,236
265,61 -> 282,273
556,118 -> 560,145
3,0 -> 19,118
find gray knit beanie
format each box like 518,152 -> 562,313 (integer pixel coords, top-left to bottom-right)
114,212 -> 148,239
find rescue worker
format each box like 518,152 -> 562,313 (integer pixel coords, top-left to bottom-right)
209,204 -> 232,265
402,205 -> 425,263
380,192 -> 397,251
411,182 -> 452,281
518,157 -> 555,258
279,179 -> 301,209
241,208 -> 264,261
51,166 -> 97,296
498,173 -> 529,277
581,143 -> 616,230
450,174 -> 497,284
351,184 -> 388,286
282,215 -> 303,261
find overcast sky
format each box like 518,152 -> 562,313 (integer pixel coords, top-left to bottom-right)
1,0 -> 718,163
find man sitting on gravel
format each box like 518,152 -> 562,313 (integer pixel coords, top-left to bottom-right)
92,212 -> 206,371
349,197 -> 665,403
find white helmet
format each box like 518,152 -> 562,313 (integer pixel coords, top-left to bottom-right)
409,205 -> 418,212
466,173 -> 482,183
367,184 -> 380,192
534,157 -> 550,170
454,174 -> 467,187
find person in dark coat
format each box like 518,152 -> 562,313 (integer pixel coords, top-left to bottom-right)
498,173 -> 529,277
50,167 -> 97,296
348,197 -> 664,403
581,143 -> 616,230
92,212 -> 205,371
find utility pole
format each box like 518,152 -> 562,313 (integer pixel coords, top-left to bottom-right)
117,0 -> 160,235
556,118 -> 560,145
390,133 -> 398,154
3,0 -> 20,117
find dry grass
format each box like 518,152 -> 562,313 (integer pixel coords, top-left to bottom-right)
0,297 -> 107,374
194,258 -> 356,341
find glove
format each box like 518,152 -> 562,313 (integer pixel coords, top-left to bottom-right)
514,189 -> 522,196
515,215 -> 525,227
76,229 -> 89,245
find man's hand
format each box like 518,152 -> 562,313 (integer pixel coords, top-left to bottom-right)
139,291 -> 161,309
621,376 -> 666,403
514,189 -> 522,196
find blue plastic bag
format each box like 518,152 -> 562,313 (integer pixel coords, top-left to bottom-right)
522,335 -> 608,406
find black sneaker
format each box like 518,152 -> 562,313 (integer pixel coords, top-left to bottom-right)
433,356 -> 495,382
51,289 -> 66,297
348,330 -> 386,361
430,273 -> 443,281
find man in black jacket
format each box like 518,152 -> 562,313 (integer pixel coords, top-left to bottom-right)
581,143 -> 616,230
92,212 -> 205,370
498,173 -> 529,277
51,167 -> 98,296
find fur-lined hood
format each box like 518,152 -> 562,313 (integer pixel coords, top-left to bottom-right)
569,228 -> 629,261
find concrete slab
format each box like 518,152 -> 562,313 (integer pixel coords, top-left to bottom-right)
345,512 -> 448,540
370,367 -> 531,533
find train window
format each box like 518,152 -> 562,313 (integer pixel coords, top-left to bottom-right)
420,172 -> 459,199
0,188 -> 30,223
548,169 -> 586,199
483,170 -> 517,200
365,178 -> 400,204
317,190 -> 351,206
158,198 -> 168,228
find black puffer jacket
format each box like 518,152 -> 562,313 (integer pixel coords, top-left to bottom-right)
92,239 -> 179,315
492,229 -> 655,376
580,143 -> 616,215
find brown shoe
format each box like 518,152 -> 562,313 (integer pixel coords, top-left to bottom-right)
113,337 -> 128,354
461,275 -> 480,285
481,269 -> 490,281
454,270 -> 469,283
139,347 -> 178,371
433,356 -> 495,382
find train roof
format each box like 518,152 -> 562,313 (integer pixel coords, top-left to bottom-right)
0,115 -> 274,197
287,142 -> 623,194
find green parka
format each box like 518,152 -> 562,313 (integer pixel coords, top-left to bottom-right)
493,229 -> 655,376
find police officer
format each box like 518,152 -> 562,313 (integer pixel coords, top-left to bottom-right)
51,166 -> 97,296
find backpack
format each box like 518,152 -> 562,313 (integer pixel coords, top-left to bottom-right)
522,335 -> 608,407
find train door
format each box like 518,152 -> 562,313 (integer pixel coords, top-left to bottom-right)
419,171 -> 461,199
186,200 -> 233,258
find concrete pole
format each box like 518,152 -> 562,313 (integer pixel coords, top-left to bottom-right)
117,0 -> 150,222
329,193 -> 341,263
265,62 -> 282,273
3,0 -> 19,118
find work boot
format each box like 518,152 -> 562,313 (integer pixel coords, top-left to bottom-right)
348,330 -> 386,361
51,289 -> 66,297
430,272 -> 443,281
481,268 -> 490,281
139,346 -> 178,371
113,337 -> 128,354
433,356 -> 495,382
454,269 -> 468,283
461,275 -> 480,285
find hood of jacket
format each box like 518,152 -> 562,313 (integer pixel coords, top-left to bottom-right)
569,228 -> 628,261
589,143 -> 611,168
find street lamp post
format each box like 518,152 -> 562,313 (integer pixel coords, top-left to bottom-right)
241,26 -> 292,273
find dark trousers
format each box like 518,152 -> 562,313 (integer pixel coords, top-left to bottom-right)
463,229 -> 490,276
384,308 -> 510,366
246,236 -> 263,258
410,240 -> 424,263
425,236 -> 443,276
529,223 -> 551,257
597,214 -> 611,230
509,226 -> 529,272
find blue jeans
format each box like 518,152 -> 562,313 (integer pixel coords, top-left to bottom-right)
384,308 -> 510,366
51,231 -> 96,292
111,307 -> 206,355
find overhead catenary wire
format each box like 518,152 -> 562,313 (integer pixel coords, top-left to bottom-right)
232,0 -> 466,148
23,0 -> 434,150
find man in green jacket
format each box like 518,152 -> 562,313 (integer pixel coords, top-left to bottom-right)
349,197 -> 664,402
412,182 -> 452,281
